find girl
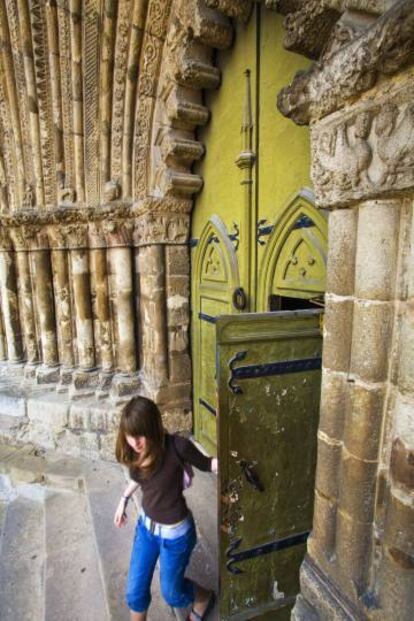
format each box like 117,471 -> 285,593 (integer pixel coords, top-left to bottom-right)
114,396 -> 218,621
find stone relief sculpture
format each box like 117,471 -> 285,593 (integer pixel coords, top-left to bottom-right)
376,102 -> 414,185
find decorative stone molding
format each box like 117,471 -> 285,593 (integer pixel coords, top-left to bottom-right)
322,0 -> 393,13
103,220 -> 134,247
133,212 -> 190,246
311,77 -> 414,206
277,0 -> 414,125
205,0 -> 253,21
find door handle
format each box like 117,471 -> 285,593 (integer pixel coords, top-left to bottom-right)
239,460 -> 264,492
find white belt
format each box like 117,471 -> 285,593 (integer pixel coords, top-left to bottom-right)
139,510 -> 193,539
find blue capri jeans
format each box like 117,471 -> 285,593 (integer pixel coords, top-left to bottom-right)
126,515 -> 197,612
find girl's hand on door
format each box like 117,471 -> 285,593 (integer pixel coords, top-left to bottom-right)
114,497 -> 128,528
211,458 -> 218,475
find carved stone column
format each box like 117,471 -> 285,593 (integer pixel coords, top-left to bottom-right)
89,223 -> 114,397
26,227 -> 59,382
49,226 -> 75,389
138,244 -> 168,391
105,221 -> 140,398
9,229 -> 39,370
276,5 -> 414,619
66,224 -> 97,393
133,210 -> 191,422
0,231 -> 23,364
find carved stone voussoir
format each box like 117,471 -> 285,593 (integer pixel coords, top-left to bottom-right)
311,77 -> 414,207
133,212 -> 190,246
177,0 -> 233,50
283,1 -> 340,60
322,0 -> 391,14
204,0 -> 253,21
277,0 -> 414,125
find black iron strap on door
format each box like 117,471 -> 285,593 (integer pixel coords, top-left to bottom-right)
225,530 -> 310,575
228,350 -> 322,394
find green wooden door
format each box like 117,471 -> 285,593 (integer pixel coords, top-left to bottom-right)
191,6 -> 325,454
216,311 -> 322,620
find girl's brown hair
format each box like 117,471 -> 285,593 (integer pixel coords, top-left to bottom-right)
115,396 -> 165,478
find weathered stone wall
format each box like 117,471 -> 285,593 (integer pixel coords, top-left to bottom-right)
0,0 -> 248,452
277,1 -> 414,618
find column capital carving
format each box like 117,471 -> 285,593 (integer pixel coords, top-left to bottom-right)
102,220 -> 134,247
48,225 -> 68,250
63,223 -> 89,249
133,212 -> 190,246
0,228 -> 12,251
23,225 -> 50,251
277,0 -> 414,125
311,78 -> 414,207
88,221 -> 107,249
9,228 -> 28,251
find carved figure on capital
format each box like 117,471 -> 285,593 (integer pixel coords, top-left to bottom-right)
88,221 -> 107,249
9,228 -> 28,251
102,220 -> 133,247
63,224 -> 89,249
313,110 -> 372,192
21,225 -> 50,251
312,83 -> 414,205
47,225 -> 68,250
0,228 -> 13,251
375,102 -> 414,185
133,213 -> 189,245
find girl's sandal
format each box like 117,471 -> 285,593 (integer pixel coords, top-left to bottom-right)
186,592 -> 216,621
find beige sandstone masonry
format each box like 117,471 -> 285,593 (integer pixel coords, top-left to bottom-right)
276,1 -> 414,619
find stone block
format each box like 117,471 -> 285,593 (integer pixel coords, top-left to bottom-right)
298,558 -> 352,621
35,365 -> 60,384
69,403 -> 91,430
398,300 -> 414,394
167,295 -> 189,326
354,200 -> 400,301
377,546 -> 414,621
319,370 -> 348,442
99,430 -> 117,462
166,275 -> 190,301
0,392 -> 26,418
153,382 -> 192,406
326,208 -> 357,297
315,434 -> 342,500
29,423 -> 57,450
335,509 -> 372,597
308,489 -> 337,563
165,245 -> 190,276
350,299 -> 393,383
160,406 -> 192,433
322,295 -> 353,372
169,352 -> 192,383
168,325 -> 189,354
344,381 -> 385,461
383,487 -> 414,558
28,396 -> 69,431
338,449 -> 378,523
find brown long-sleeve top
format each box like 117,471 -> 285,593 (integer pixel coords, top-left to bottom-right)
129,434 -> 213,524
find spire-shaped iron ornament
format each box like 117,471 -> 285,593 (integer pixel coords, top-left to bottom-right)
236,69 -> 255,170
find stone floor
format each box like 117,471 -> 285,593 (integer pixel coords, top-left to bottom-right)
0,442 -> 218,621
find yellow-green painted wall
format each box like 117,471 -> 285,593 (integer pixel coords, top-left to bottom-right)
192,8 -> 312,306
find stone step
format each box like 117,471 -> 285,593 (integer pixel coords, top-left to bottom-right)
0,491 -> 45,621
44,488 -> 109,621
83,460 -> 177,621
